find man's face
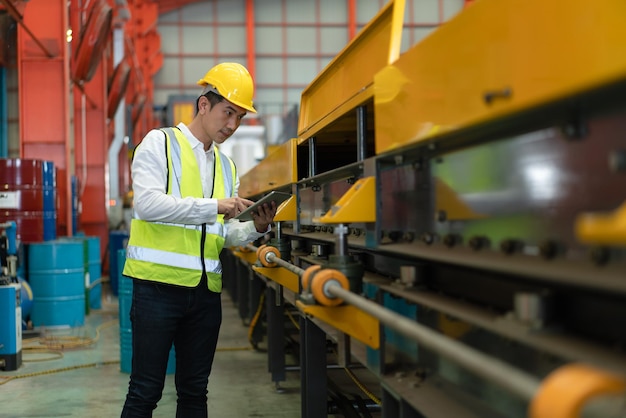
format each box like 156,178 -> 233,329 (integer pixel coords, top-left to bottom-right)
200,97 -> 247,144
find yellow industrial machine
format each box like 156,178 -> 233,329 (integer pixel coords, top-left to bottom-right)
223,0 -> 626,416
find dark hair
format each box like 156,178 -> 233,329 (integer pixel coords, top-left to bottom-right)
195,91 -> 224,114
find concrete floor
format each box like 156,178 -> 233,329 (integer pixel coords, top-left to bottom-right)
0,285 -> 302,418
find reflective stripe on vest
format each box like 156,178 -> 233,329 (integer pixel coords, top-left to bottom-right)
123,127 -> 236,292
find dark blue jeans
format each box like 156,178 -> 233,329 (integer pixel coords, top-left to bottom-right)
121,277 -> 222,418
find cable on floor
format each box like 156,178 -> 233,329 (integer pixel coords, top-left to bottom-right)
216,346 -> 252,352
285,307 -> 300,330
0,360 -> 120,386
331,347 -> 382,406
247,290 -> 266,349
23,319 -> 118,351
21,347 -> 64,362
342,366 -> 381,406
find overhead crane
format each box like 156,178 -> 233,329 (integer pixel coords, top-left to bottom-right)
223,0 -> 626,417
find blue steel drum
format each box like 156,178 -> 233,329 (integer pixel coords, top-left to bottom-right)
118,249 -> 132,372
19,277 -> 33,320
108,230 -> 129,295
57,236 -> 90,316
42,160 -> 57,241
118,250 -> 131,330
71,176 -> 78,235
86,236 -> 102,309
58,235 -> 102,310
28,241 -> 85,327
118,249 -> 175,374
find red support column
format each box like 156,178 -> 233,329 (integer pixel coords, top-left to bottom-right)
246,0 -> 256,80
18,0 -> 72,236
347,0 -> 356,40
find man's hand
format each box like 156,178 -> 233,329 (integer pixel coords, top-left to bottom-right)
251,201 -> 277,233
218,197 -> 254,220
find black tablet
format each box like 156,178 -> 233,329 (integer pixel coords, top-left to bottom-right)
234,191 -> 292,221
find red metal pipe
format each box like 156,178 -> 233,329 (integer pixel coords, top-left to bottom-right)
212,1 -> 218,62
347,0 -> 356,40
246,0 -> 255,81
281,0 -> 287,107
178,8 -> 184,94
315,0 -> 321,72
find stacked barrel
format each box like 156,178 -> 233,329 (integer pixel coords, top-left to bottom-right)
27,240 -> 85,327
0,158 -> 56,243
1,158 -> 104,327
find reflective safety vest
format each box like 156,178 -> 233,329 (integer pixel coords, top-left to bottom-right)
123,127 -> 237,292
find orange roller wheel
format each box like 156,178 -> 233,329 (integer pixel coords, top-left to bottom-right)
258,246 -> 280,267
301,265 -> 322,292
310,269 -> 349,307
255,244 -> 267,258
530,363 -> 626,418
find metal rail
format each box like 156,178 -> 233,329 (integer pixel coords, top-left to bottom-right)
329,285 -> 540,401
247,243 -> 539,400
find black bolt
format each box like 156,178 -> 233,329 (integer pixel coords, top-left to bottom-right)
609,150 -> 626,172
443,234 -> 460,248
590,247 -> 610,266
500,239 -> 522,255
539,240 -> 560,260
469,236 -> 489,250
421,233 -> 435,245
388,231 -> 402,242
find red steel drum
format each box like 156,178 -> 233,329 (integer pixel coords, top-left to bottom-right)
0,159 -> 53,243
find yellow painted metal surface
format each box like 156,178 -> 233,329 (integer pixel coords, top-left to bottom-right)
274,195 -> 298,222
575,203 -> 626,246
232,249 -> 258,265
253,266 -> 300,293
172,101 -> 195,125
318,177 -> 376,224
239,138 -> 298,197
296,301 -> 380,349
298,0 -> 405,139
375,0 -> 626,154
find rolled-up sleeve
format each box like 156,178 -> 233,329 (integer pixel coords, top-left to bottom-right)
224,220 -> 270,248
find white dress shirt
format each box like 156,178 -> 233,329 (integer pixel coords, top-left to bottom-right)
131,122 -> 268,247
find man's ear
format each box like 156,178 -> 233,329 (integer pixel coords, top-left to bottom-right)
199,96 -> 209,114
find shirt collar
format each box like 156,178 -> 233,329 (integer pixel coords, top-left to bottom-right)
176,122 -> 213,153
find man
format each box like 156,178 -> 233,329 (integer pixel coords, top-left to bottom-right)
121,62 -> 276,417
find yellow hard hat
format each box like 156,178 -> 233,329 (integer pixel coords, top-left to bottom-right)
197,62 -> 257,113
